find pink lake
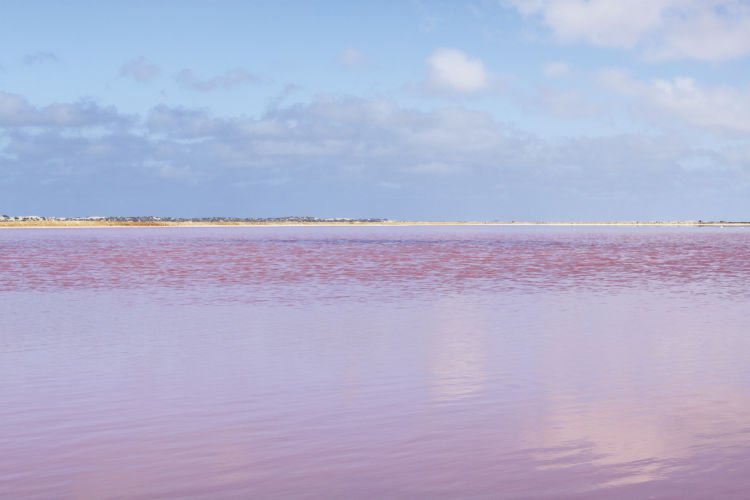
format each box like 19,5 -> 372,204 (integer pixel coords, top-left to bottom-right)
2,226 -> 750,498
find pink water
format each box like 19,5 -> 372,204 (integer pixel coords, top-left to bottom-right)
2,226 -> 750,499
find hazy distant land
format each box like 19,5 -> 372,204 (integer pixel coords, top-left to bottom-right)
1,216 -> 749,228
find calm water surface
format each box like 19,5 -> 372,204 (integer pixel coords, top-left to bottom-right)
2,226 -> 750,499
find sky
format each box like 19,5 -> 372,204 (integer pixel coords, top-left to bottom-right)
2,0 -> 750,220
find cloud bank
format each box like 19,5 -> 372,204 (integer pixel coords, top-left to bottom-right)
1,91 -> 747,218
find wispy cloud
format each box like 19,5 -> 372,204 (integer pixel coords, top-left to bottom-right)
338,48 -> 366,68
175,68 -> 258,92
20,51 -> 59,66
120,57 -> 161,82
542,61 -> 571,78
413,0 -> 439,32
266,83 -> 302,112
599,68 -> 750,133
521,87 -> 600,119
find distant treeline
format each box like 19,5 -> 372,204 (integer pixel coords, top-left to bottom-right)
0,215 -> 389,223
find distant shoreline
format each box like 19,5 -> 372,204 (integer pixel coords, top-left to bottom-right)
2,220 -> 749,228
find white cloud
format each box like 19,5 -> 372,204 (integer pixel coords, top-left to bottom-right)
600,68 -> 750,133
426,48 -> 490,93
120,57 -> 161,82
512,0 -> 667,48
338,48 -> 365,68
508,0 -> 750,62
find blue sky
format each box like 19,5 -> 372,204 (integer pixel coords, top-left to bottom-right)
2,0 -> 750,220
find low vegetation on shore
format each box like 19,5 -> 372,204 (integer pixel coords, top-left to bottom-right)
0,216 -> 390,227
2,215 -> 749,228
